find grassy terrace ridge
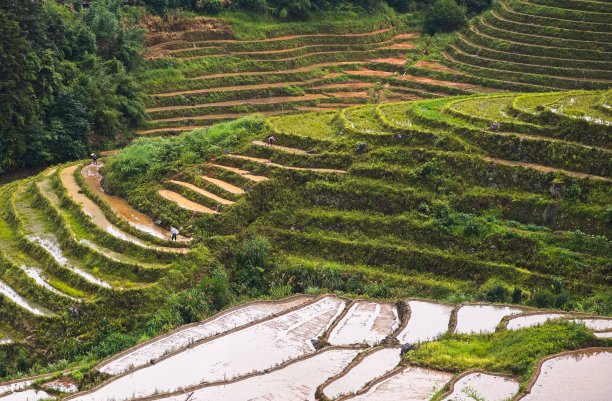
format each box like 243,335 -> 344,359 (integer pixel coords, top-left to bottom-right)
400,0 -> 612,94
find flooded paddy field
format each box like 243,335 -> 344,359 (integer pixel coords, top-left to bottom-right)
3,296 -> 610,401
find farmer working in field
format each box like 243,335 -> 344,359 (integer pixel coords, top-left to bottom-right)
267,135 -> 276,145
170,226 -> 179,241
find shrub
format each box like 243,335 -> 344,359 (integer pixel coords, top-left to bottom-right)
233,236 -> 272,292
195,0 -> 226,13
423,0 -> 467,34
484,283 -> 509,303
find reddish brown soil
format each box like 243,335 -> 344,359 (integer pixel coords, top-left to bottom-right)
384,42 -> 415,50
153,78 -> 322,98
187,62 -> 358,80
397,74 -> 475,89
414,60 -> 457,73
369,57 -> 406,66
344,69 -> 394,77
147,94 -> 326,113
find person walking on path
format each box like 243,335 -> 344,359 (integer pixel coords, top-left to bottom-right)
267,135 -> 276,146
91,152 -> 98,165
170,226 -> 179,241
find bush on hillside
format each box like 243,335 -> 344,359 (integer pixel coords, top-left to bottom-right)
423,0 -> 466,34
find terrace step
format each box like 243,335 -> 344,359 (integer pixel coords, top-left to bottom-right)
200,175 -> 246,195
167,180 -> 235,205
0,279 -> 53,317
251,140 -> 310,155
227,154 -> 347,174
81,164 -> 192,243
59,165 -> 190,252
209,164 -> 269,182
157,189 -> 220,214
480,156 -> 611,181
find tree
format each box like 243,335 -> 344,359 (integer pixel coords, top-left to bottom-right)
423,0 -> 466,34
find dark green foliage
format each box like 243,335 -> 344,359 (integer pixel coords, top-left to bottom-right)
233,236 -> 272,293
0,0 -> 145,174
512,286 -> 522,304
484,283 -> 509,303
423,0 -> 466,34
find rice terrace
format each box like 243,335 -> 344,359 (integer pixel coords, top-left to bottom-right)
0,0 -> 611,400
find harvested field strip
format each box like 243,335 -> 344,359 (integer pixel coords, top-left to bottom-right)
327,301 -> 399,346
188,61 -> 359,80
82,164 -> 189,242
413,60 -> 459,73
136,126 -> 204,135
97,295 -> 313,375
479,156 -> 611,181
368,57 -> 406,65
251,140 -> 310,155
149,111 -> 287,124
227,154 -> 347,174
200,176 -> 246,195
146,94 -> 326,113
396,74 -> 478,89
157,189 -> 218,214
168,180 -> 234,205
210,164 -> 269,182
59,166 -> 187,252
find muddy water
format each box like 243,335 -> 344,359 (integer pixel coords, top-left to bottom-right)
0,389 -> 51,401
328,302 -> 399,346
0,279 -> 52,316
98,296 -> 312,375
397,301 -> 454,344
454,305 -> 522,334
73,296 -> 346,401
441,373 -> 519,401
506,313 -> 568,331
19,265 -> 79,301
156,348 -> 361,401
324,348 -> 401,399
594,331 -> 612,339
60,166 -> 150,248
346,366 -> 452,401
82,165 -> 189,241
521,351 -> 612,401
28,235 -> 112,289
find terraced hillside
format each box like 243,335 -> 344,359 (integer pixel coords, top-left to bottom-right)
407,0 -> 612,92
138,19 -> 500,136
0,90 -> 610,395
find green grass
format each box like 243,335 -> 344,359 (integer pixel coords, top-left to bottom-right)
405,320 -> 602,382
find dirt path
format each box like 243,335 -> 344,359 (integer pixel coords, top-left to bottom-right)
200,176 -> 246,195
323,91 -> 369,98
396,73 -> 477,89
210,164 -> 269,182
492,130 -> 611,153
369,57 -> 406,66
60,166 -> 189,252
147,94 -> 326,113
157,189 -> 219,214
480,156 -> 611,181
168,180 -> 234,205
383,42 -> 415,50
252,140 -> 310,155
312,82 -> 375,90
414,60 -> 458,73
82,164 -> 192,243
149,111 -> 288,124
227,155 -> 347,174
